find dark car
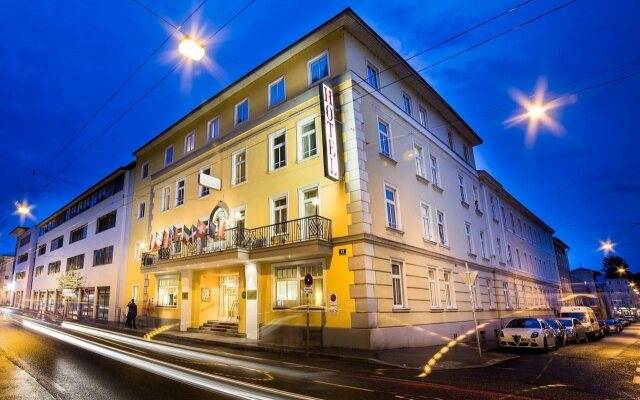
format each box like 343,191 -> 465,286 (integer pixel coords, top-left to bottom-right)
606,319 -> 621,333
546,318 -> 569,346
617,317 -> 630,327
598,320 -> 610,336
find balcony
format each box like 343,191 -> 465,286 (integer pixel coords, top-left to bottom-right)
141,215 -> 332,268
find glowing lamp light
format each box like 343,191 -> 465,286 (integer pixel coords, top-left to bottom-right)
598,239 -> 615,255
311,198 -> 321,207
617,267 -> 626,275
178,37 -> 205,61
528,105 -> 547,118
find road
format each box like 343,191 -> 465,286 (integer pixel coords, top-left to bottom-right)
1,311 -> 639,399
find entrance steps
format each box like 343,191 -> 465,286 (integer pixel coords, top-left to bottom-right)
188,320 -> 245,337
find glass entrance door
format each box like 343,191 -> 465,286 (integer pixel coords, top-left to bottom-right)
219,275 -> 239,322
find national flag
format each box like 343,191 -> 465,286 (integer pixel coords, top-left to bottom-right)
161,230 -> 169,248
218,219 -> 226,240
167,228 -> 174,244
149,233 -> 155,250
195,220 -> 206,239
182,225 -> 192,245
172,226 -> 179,242
208,219 -> 217,239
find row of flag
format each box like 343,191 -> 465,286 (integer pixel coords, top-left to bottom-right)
148,218 -> 227,251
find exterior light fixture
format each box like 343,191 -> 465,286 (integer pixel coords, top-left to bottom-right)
527,105 -> 547,118
179,37 -> 205,61
598,239 -> 615,255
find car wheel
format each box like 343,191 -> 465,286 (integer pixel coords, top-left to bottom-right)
564,334 -> 569,346
552,337 -> 559,350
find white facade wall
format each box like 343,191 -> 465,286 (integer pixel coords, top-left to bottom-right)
11,227 -> 38,308
30,167 -> 134,321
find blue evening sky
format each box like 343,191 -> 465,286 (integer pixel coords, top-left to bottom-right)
1,0 -> 638,272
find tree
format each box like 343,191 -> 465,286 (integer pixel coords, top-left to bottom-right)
57,270 -> 85,291
601,256 -> 630,278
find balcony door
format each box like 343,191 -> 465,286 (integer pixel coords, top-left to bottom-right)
299,186 -> 319,240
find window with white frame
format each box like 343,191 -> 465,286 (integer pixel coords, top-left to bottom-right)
474,278 -> 483,309
501,206 -> 506,225
507,244 -> 514,267
207,117 -> 219,140
378,119 -> 391,158
472,185 -> 480,210
428,268 -> 440,308
436,210 -> 447,245
443,270 -> 455,308
418,106 -> 427,127
132,285 -> 140,302
503,282 -> 512,309
297,117 -> 317,160
274,264 -> 324,308
157,275 -> 178,307
164,146 -> 174,165
272,195 -> 288,234
420,203 -> 432,240
366,62 -> 379,89
184,132 -> 195,153
391,261 -> 404,308
496,238 -> 503,261
300,186 -> 319,218
510,213 -> 515,232
269,130 -> 287,170
479,230 -> 487,258
199,166 -> 211,197
465,222 -> 474,254
514,283 -> 520,308
458,175 -> 467,203
402,92 -> 412,115
522,284 -> 528,308
384,185 -> 399,230
137,201 -> 146,219
308,51 -> 329,85
235,98 -> 249,125
232,149 -> 247,184
430,155 -> 440,187
487,278 -> 496,309
414,143 -> 425,177
516,248 -> 522,269
268,76 -> 285,107
447,131 -> 454,149
141,162 -> 149,179
463,144 -> 470,162
161,186 -> 170,211
175,179 -> 185,207
490,196 -> 496,219
133,242 -> 143,260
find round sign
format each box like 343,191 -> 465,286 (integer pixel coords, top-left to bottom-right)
330,293 -> 337,302
304,273 -> 313,287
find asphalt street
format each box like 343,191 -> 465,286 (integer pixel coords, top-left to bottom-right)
1,312 -> 639,400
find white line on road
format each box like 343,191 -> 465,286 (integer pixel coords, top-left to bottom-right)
313,380 -> 374,392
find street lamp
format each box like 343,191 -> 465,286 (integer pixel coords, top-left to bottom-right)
311,197 -> 320,216
598,239 -> 615,254
178,37 -> 205,61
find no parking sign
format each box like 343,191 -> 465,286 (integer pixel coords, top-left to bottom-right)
329,293 -> 338,316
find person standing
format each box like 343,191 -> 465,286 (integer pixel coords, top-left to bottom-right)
126,299 -> 138,329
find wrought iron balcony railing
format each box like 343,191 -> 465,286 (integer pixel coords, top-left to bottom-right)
141,215 -> 332,267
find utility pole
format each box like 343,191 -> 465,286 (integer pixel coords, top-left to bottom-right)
464,262 -> 482,358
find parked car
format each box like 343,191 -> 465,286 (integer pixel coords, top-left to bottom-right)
545,318 -> 570,346
558,318 -> 589,343
598,320 -> 611,336
500,318 -> 558,351
559,306 -> 603,341
616,317 -> 630,327
606,319 -> 621,333
623,315 -> 637,323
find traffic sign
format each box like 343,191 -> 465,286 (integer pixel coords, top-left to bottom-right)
304,273 -> 313,287
329,293 -> 338,316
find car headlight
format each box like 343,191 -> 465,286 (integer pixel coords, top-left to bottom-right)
499,330 -> 504,337
531,331 -> 539,338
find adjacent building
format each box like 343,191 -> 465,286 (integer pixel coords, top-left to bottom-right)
600,277 -> 639,317
10,226 -> 39,308
553,237 -> 575,306
570,267 -> 603,315
0,254 -> 15,305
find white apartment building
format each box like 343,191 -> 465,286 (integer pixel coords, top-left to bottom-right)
9,226 -> 39,308
601,278 -> 639,317
0,254 -> 15,305
28,163 -> 134,322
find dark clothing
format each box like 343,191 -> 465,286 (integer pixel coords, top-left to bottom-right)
126,302 -> 138,329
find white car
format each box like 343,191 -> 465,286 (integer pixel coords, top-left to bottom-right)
499,317 -> 558,351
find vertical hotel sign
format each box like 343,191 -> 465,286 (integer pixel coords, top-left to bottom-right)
320,83 -> 340,181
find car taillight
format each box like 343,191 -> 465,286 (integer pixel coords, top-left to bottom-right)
531,331 -> 539,338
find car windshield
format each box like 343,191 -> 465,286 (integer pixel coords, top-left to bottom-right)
545,320 -> 559,329
559,319 -> 573,327
607,319 -> 617,324
559,312 -> 588,322
506,318 -> 541,329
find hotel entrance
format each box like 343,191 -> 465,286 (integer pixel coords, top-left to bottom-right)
219,274 -> 239,322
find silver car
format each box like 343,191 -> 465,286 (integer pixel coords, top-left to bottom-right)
558,318 -> 588,343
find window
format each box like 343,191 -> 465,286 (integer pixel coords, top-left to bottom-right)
366,62 -> 379,89
161,186 -> 170,212
18,234 -> 31,248
428,268 -> 440,308
391,262 -> 404,308
496,238 -> 503,261
269,130 -> 287,170
472,185 -> 480,210
436,210 -> 447,245
141,162 -> 149,179
184,132 -> 195,153
474,278 -> 483,309
134,241 -> 143,260
465,222 -> 474,254
297,117 -> 317,160
430,155 -> 440,187
447,131 -> 454,149
69,225 -> 88,244
93,245 -> 114,266
164,145 -> 174,165
458,175 -> 467,203
463,144 -> 470,162
268,77 -> 285,107
518,219 -> 523,236
490,196 -> 497,219
308,51 -> 329,85
501,206 -> 506,225
514,283 -> 521,308
37,244 -> 46,256
199,167 -> 211,197
34,266 -> 44,277
232,149 -> 247,184
503,282 -> 512,309
235,98 -> 249,125
272,195 -> 288,234
507,244 -> 514,267
66,254 -> 84,271
157,275 -> 179,307
413,144 -> 425,177
275,264 -> 324,308
510,213 -> 515,232
384,185 -> 399,230
134,201 -> 145,221
480,231 -> 487,258
402,92 -> 412,115
487,279 -> 496,309
418,106 -> 427,127
51,236 -> 64,251
15,271 -> 25,280
96,210 -> 117,233
300,186 -> 319,218
420,203 -> 432,240
48,261 -> 61,275
175,179 -> 185,207
378,119 -> 391,158
207,117 -> 219,141
443,270 -> 455,308
132,285 -> 140,302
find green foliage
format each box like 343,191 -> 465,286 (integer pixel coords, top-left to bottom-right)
57,270 -> 85,291
601,256 -> 630,278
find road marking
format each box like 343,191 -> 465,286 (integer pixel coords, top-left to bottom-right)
313,380 -> 374,392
